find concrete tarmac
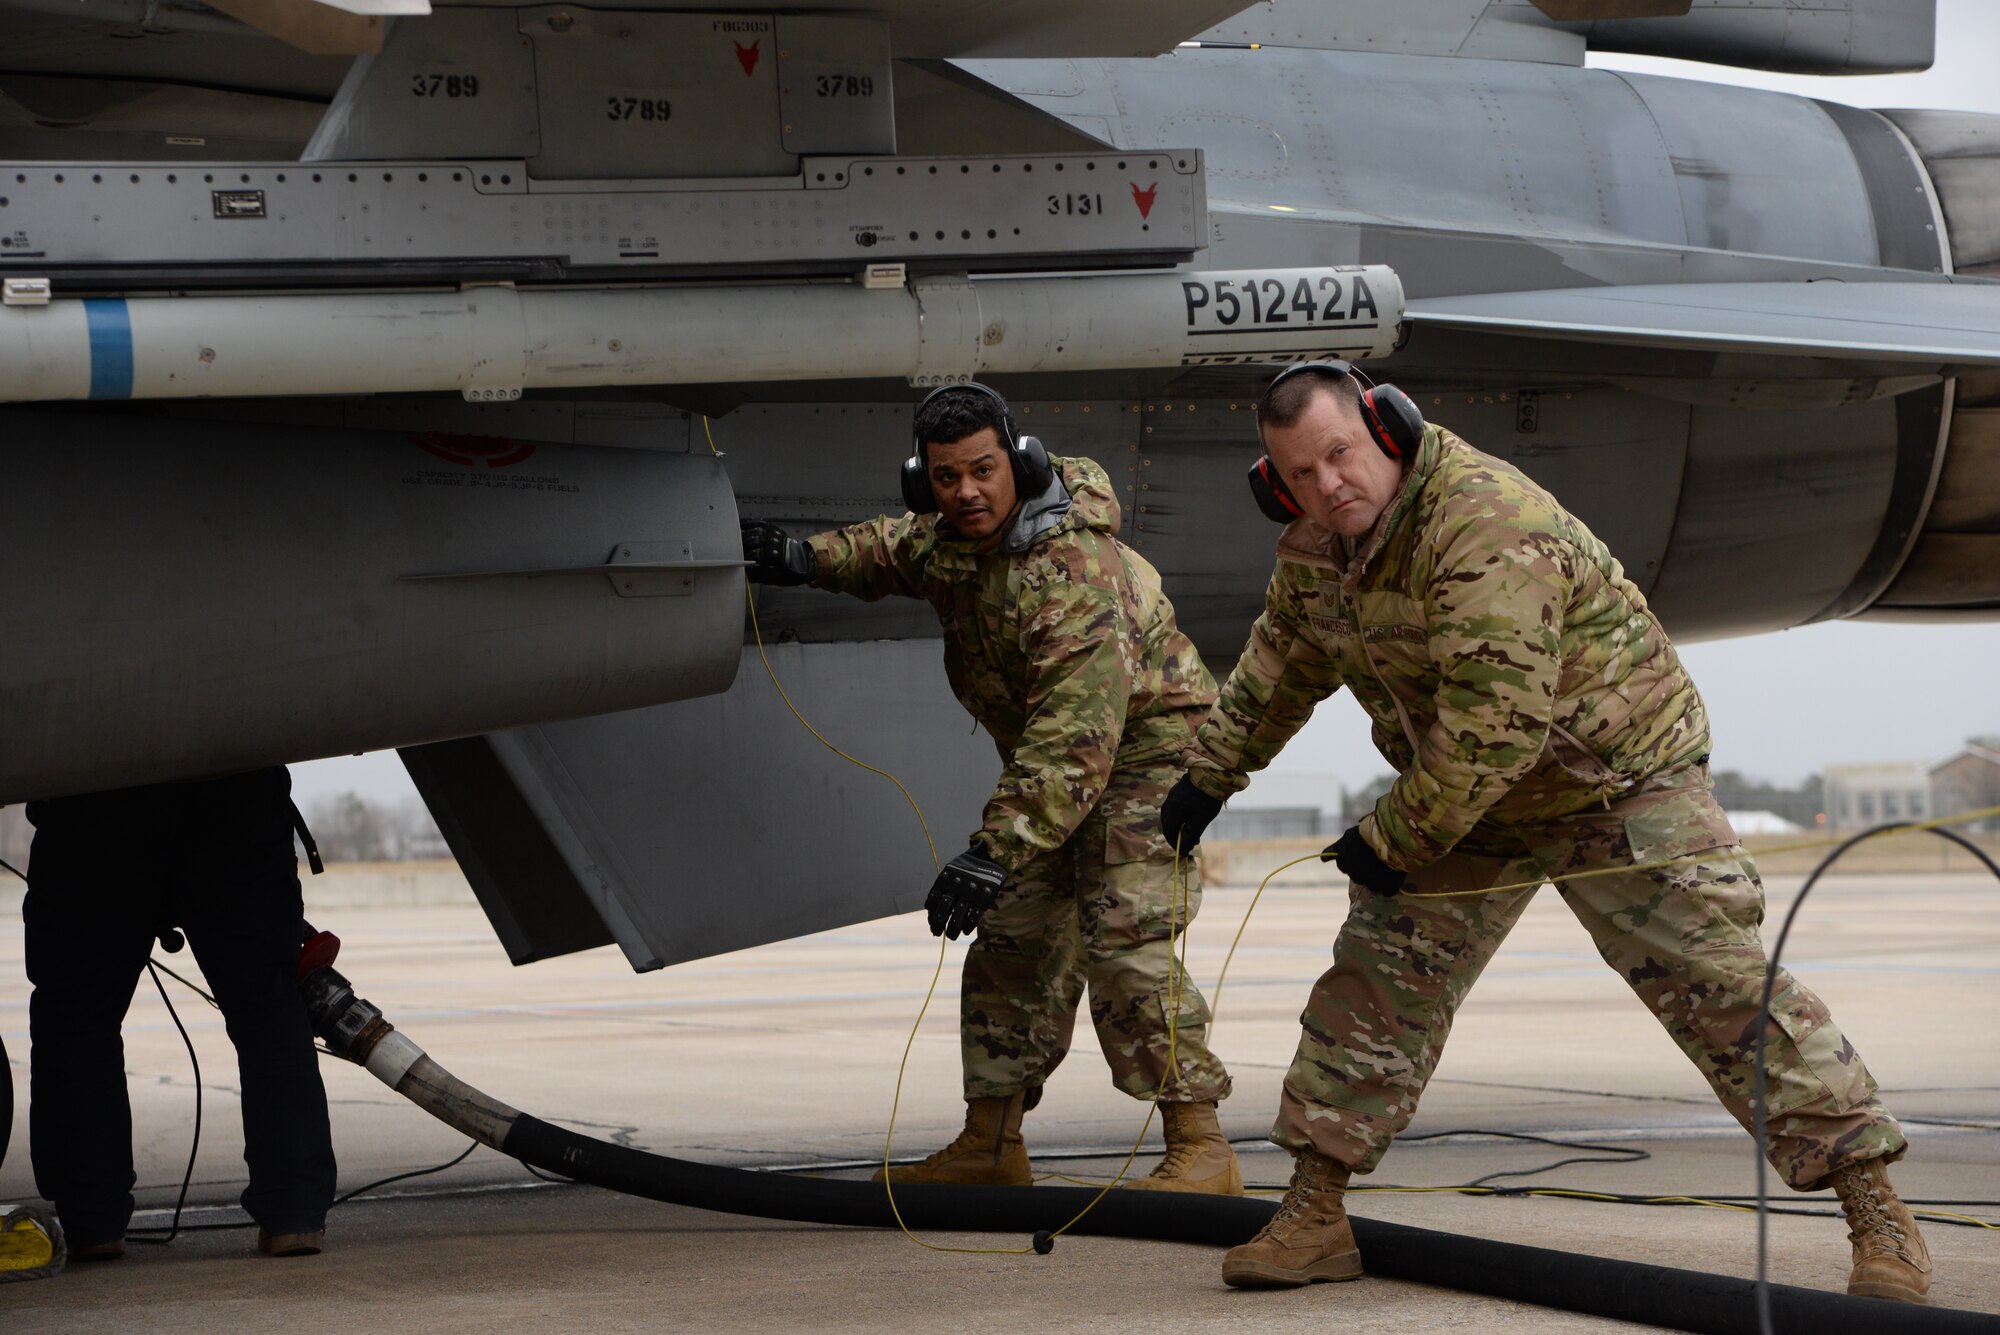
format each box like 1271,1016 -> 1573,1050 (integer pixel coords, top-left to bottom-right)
3,866 -> 1998,1331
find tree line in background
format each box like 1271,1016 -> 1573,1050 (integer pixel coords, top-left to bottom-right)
0,770 -> 1834,872
299,792 -> 449,862
0,791 -> 447,869
1707,770 -> 1824,829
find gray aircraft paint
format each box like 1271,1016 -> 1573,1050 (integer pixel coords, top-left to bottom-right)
0,413 -> 744,804
414,641 -> 1001,972
1,0 -> 1997,968
0,150 -> 1206,282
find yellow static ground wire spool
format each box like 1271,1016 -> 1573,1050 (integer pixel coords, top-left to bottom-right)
0,1205 -> 63,1282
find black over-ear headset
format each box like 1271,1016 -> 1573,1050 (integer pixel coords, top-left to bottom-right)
901,382 -> 1054,515
1246,361 -> 1424,523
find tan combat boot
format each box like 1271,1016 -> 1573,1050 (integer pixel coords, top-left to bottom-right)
1221,1146 -> 1363,1288
872,1092 -> 1031,1186
1121,1101 -> 1244,1196
1831,1158 -> 1932,1304
256,1228 -> 325,1258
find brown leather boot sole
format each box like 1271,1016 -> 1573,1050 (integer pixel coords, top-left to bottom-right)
1120,1153 -> 1244,1196
1849,1277 -> 1928,1305
871,1144 -> 1032,1187
256,1229 -> 324,1258
1121,1173 -> 1244,1196
1222,1250 -> 1364,1288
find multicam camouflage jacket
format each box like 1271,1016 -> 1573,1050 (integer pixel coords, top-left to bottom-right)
807,456 -> 1216,871
1186,424 -> 1711,871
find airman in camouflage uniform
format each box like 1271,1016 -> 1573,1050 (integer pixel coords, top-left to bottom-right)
1164,366 -> 1929,1301
744,385 -> 1238,1194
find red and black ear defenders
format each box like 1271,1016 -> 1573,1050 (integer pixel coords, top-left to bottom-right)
901,381 -> 1054,515
1246,361 -> 1424,524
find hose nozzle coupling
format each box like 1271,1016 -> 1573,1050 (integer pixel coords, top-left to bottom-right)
299,962 -> 392,1064
294,922 -> 428,1092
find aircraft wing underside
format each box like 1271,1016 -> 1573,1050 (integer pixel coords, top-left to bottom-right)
0,0 -> 1261,64
1407,280 -> 2000,369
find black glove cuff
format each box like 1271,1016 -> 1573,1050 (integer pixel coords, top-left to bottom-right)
944,850 -> 1006,890
742,521 -> 817,586
1160,773 -> 1226,853
1329,826 -> 1406,895
783,537 -> 816,583
927,848 -> 1008,940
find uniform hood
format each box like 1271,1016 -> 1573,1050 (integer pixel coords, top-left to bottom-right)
1050,453 -> 1122,537
993,451 -> 1121,553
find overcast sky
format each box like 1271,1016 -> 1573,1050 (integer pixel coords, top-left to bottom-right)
294,1 -> 2000,811
1587,0 -> 1999,112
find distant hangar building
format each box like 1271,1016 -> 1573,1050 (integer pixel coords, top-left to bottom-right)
1824,739 -> 2000,834
1823,761 -> 1932,830
1928,738 -> 2000,835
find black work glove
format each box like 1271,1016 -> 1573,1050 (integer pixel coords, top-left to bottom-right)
926,848 -> 1008,940
1321,825 -> 1406,896
1159,774 -> 1224,854
740,519 -> 816,586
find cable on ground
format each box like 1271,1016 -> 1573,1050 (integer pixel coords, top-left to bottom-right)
124,964 -> 201,1245
1751,821 -> 2000,1335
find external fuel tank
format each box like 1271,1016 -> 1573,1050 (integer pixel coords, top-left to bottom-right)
0,409 -> 742,802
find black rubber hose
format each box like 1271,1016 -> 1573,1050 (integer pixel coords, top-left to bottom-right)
501,1113 -> 1993,1335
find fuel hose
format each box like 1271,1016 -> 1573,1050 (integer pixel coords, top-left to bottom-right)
300,960 -> 1994,1335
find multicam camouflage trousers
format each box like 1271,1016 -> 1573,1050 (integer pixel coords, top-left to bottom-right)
1274,771 -> 1906,1190
962,760 -> 1233,1105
